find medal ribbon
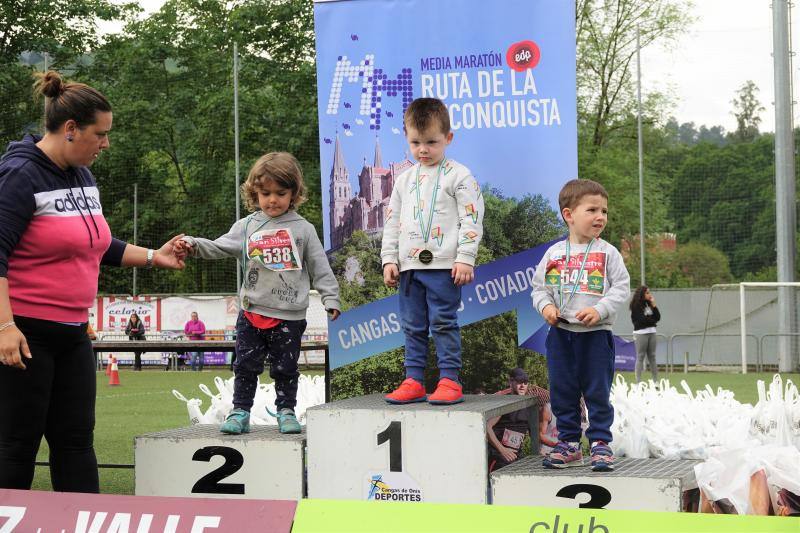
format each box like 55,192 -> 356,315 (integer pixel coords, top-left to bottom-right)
558,238 -> 594,312
414,158 -> 446,246
238,213 -> 272,309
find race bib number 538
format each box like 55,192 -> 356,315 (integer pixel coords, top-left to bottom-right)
248,228 -> 302,271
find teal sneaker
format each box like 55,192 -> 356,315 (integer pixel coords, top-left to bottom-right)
220,408 -> 251,434
277,408 -> 301,434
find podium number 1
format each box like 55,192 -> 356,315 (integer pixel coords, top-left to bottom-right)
377,421 -> 402,472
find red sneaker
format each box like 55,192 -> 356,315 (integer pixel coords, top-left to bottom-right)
428,378 -> 464,405
385,378 -> 427,404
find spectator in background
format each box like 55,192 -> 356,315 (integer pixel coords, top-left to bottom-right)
630,286 -> 661,382
493,370 -> 582,457
184,311 -> 206,371
487,368 -> 534,472
125,312 -> 146,370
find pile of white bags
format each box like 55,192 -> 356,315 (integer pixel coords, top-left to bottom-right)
693,445 -> 800,515
610,374 -> 800,459
172,374 -> 325,426
611,374 -> 800,516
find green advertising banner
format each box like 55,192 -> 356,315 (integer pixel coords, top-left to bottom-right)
292,499 -> 798,533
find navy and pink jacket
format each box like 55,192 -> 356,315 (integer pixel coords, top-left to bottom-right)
0,135 -> 126,323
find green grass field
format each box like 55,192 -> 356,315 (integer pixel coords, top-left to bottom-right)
30,369 -> 799,495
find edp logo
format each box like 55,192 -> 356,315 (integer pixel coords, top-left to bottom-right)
506,40 -> 541,72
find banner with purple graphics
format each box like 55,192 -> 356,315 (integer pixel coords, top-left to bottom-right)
314,0 -> 579,373
314,0 -> 577,251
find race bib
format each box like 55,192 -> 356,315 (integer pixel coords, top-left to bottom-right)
501,428 -> 524,450
247,228 -> 302,271
544,251 -> 607,295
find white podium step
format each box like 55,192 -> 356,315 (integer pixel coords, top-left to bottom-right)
491,455 -> 700,511
135,425 -> 305,500
306,393 -> 536,504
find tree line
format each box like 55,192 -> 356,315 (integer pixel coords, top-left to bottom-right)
1,0 -> 793,296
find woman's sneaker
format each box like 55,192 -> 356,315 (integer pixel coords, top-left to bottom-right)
277,408 -> 301,434
220,408 -> 251,434
543,441 -> 583,469
590,441 -> 615,471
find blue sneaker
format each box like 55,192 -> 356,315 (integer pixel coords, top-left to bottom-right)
590,441 -> 615,472
220,408 -> 250,434
277,408 -> 301,434
543,441 -> 584,469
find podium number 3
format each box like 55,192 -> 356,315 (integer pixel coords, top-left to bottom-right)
191,446 -> 245,494
377,421 -> 402,472
556,484 -> 612,509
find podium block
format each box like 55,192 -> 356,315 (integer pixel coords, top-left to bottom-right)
306,393 -> 535,504
135,425 -> 305,500
491,455 -> 700,511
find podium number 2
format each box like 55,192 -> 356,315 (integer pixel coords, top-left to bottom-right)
191,446 -> 245,494
377,421 -> 402,472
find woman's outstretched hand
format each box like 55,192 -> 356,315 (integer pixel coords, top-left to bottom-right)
154,234 -> 188,269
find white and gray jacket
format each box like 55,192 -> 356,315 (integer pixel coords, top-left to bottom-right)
531,238 -> 630,332
381,159 -> 484,271
183,211 -> 340,321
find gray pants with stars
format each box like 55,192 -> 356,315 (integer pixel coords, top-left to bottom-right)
232,311 -> 307,412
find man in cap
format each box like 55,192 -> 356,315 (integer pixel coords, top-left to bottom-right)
486,368 -> 534,472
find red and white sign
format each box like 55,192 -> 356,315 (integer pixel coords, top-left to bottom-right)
0,489 -> 296,532
96,296 -> 160,332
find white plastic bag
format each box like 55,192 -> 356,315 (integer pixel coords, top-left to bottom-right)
172,389 -> 209,425
694,448 -> 761,515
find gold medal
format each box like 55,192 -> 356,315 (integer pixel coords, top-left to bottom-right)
419,249 -> 434,264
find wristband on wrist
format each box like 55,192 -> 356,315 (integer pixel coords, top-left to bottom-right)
145,249 -> 155,269
0,321 -> 15,333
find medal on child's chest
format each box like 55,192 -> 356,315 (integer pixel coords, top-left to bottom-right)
415,159 -> 446,264
418,249 -> 434,264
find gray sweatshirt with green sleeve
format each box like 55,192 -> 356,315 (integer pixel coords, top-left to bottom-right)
531,238 -> 630,332
182,211 -> 341,321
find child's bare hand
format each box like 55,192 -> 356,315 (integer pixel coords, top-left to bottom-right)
451,262 -> 474,286
175,238 -> 193,254
327,309 -> 341,321
542,304 -> 561,326
383,263 -> 399,288
575,306 -> 601,326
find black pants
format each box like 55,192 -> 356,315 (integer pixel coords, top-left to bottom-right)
0,316 -> 99,492
233,312 -> 306,412
128,334 -> 145,370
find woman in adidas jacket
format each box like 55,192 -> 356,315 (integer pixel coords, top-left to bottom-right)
0,71 -> 186,493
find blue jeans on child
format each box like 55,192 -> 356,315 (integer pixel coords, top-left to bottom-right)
398,269 -> 461,382
232,311 -> 306,412
545,327 -> 615,443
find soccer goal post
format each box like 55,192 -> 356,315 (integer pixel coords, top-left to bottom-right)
739,282 -> 800,374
